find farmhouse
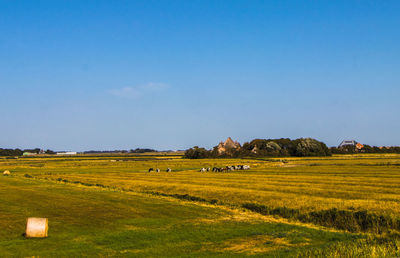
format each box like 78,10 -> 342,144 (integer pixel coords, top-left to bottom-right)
251,145 -> 259,154
356,143 -> 364,150
338,140 -> 357,148
217,137 -> 241,154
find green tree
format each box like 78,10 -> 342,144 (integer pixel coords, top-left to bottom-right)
183,146 -> 210,159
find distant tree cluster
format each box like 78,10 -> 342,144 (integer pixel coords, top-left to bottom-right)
84,150 -> 104,154
0,148 -> 55,156
331,145 -> 400,154
184,138 -> 331,159
44,149 -> 56,154
241,138 -> 331,157
183,146 -> 210,159
0,148 -> 23,156
23,148 -> 41,154
83,148 -> 157,154
130,148 -> 157,153
84,150 -> 127,154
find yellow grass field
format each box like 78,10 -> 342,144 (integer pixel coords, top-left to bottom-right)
8,154 -> 400,215
0,153 -> 400,256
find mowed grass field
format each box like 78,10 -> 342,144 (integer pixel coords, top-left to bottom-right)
0,154 -> 400,257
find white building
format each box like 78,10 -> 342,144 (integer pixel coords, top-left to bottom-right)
56,152 -> 77,155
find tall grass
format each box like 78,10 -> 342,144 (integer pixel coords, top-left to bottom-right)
242,203 -> 400,233
296,234 -> 400,257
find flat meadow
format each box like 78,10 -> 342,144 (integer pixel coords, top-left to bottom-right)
0,153 -> 400,257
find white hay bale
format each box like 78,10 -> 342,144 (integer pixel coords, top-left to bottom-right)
25,217 -> 48,238
3,170 -> 10,176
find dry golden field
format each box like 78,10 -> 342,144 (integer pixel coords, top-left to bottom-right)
9,154 -> 400,215
0,153 -> 400,257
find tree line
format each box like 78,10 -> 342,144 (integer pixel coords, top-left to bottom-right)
83,148 -> 157,154
184,138 -> 332,159
185,138 -> 400,159
0,148 -> 158,156
0,148 -> 55,156
331,145 -> 400,154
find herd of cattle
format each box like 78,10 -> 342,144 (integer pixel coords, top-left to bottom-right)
201,165 -> 250,172
147,165 -> 250,173
148,168 -> 172,173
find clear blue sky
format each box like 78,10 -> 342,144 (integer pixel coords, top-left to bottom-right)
1,0 -> 399,151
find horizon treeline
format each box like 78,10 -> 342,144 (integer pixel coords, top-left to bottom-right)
0,148 -> 158,156
83,148 -> 157,154
0,148 -> 55,156
184,138 -> 400,159
331,145 -> 400,154
2,142 -> 400,157
184,138 -> 331,159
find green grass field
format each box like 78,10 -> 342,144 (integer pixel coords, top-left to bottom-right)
0,154 -> 400,257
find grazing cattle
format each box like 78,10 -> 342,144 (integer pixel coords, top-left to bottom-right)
207,167 -> 210,171
148,168 -> 154,173
209,165 -> 250,173
3,170 -> 10,176
212,167 -> 221,172
209,165 -> 252,172
200,168 -> 206,172
156,168 -> 160,172
166,168 -> 171,172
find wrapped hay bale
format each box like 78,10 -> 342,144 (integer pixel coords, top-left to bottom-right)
3,170 -> 10,176
25,218 -> 48,238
